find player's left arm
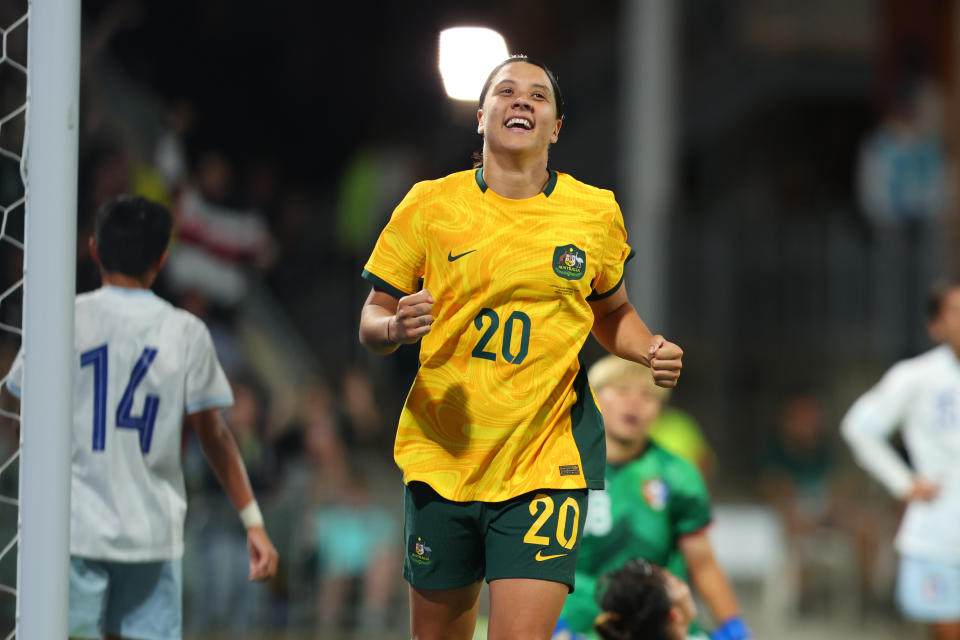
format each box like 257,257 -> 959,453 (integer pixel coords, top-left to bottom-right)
589,285 -> 683,388
187,408 -> 279,581
679,531 -> 751,639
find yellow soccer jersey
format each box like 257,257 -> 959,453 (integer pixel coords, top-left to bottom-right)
362,168 -> 633,502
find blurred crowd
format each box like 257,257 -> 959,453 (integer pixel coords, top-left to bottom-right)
0,1 -> 957,638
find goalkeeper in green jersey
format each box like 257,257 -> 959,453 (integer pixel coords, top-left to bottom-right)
555,356 -> 750,640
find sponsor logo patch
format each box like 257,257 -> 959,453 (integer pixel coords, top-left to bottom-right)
447,249 -> 476,262
535,550 -> 568,562
559,465 -> 580,477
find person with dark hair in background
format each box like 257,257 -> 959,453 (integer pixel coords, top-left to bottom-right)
591,559 -> 697,640
358,56 -> 683,639
5,195 -> 278,640
842,278 -> 960,640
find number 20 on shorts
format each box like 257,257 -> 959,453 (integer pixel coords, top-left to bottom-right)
524,493 -> 580,550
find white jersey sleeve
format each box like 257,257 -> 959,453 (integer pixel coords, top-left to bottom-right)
183,319 -> 233,414
841,360 -> 919,498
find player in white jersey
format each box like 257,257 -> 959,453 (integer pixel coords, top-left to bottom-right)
5,196 -> 278,640
841,279 -> 960,640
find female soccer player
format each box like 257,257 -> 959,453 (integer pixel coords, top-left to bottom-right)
557,355 -> 749,640
842,279 -> 960,640
358,56 -> 683,640
593,559 -> 697,640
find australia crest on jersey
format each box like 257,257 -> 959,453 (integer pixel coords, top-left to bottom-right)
411,536 -> 433,566
642,478 -> 670,511
553,244 -> 586,280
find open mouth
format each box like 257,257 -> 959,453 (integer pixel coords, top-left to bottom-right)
505,116 -> 533,130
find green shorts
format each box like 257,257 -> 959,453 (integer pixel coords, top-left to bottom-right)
403,481 -> 588,592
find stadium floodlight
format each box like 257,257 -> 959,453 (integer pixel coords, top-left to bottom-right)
438,27 -> 509,102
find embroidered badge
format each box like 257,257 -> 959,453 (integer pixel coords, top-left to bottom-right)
553,245 -> 586,280
642,478 -> 670,511
410,537 -> 433,566
559,465 -> 581,476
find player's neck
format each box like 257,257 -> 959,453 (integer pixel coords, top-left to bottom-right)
605,435 -> 649,465
479,153 -> 550,200
100,270 -> 153,290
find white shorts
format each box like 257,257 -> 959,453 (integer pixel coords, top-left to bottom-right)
896,555 -> 960,623
69,556 -> 182,640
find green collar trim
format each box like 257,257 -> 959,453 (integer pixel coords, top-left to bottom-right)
542,169 -> 558,197
475,167 -> 488,192
474,167 -> 558,198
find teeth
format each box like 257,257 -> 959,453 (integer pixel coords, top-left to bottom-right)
506,117 -> 532,129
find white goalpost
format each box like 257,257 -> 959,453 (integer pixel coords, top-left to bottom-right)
0,0 -> 80,638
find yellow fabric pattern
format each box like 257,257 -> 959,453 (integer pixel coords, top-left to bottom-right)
363,169 -> 632,502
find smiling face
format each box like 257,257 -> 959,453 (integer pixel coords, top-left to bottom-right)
477,61 -> 563,159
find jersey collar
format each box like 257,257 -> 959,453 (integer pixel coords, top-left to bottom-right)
475,167 -> 558,198
100,285 -> 156,297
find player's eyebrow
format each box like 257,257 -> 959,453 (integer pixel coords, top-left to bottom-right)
493,79 -> 552,97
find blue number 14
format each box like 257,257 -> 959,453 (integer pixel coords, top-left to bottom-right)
80,344 -> 160,453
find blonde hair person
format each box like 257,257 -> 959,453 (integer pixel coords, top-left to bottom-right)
557,357 -> 750,639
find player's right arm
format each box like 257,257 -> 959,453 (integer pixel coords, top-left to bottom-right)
186,408 -> 279,581
679,532 -> 750,638
841,362 -> 938,501
359,287 -> 434,355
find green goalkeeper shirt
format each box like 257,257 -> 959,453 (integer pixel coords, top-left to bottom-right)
561,441 -> 713,635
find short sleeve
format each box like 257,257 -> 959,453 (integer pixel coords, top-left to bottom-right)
4,348 -> 23,398
842,361 -> 917,441
587,198 -> 633,300
361,183 -> 427,298
184,320 -> 233,414
669,458 -> 712,536
840,360 -> 920,497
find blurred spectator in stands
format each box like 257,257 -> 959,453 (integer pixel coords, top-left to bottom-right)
79,0 -> 145,139
649,406 -> 716,480
761,394 -> 838,534
176,289 -> 246,375
857,76 -> 951,359
312,474 -> 399,636
275,376 -> 400,634
340,365 -> 386,452
335,146 -> 421,259
154,99 -> 196,197
760,393 -> 890,615
164,150 -> 276,308
185,373 -> 272,633
857,77 -> 948,227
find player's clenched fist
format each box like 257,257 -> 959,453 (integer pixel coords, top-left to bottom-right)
389,289 -> 435,344
648,335 -> 683,388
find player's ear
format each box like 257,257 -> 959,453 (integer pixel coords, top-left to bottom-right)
550,117 -> 562,143
477,109 -> 485,135
155,250 -> 168,271
88,237 -> 100,266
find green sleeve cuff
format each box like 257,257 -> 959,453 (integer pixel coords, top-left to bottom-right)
361,269 -> 412,299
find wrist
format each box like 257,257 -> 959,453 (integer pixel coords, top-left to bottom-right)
239,501 -> 264,529
711,615 -> 750,640
385,317 -> 394,345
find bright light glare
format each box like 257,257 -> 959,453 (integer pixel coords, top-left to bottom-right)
438,27 -> 509,102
